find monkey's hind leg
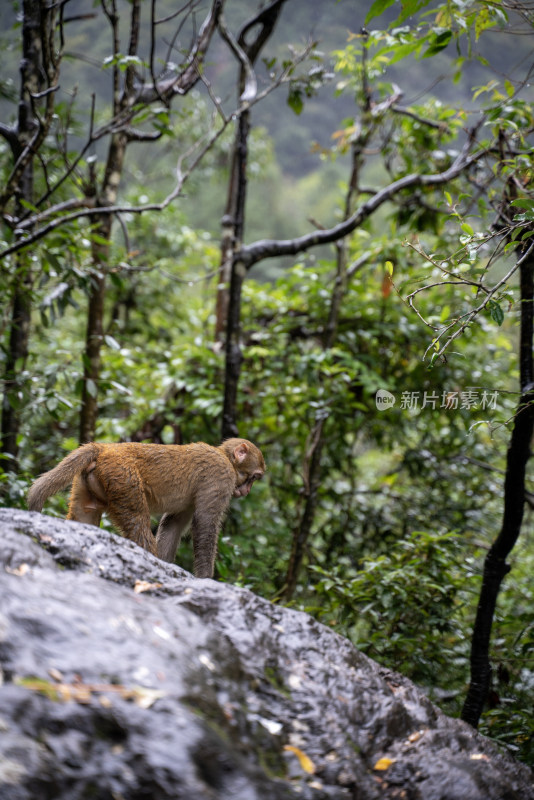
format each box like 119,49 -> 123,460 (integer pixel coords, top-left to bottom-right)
106,480 -> 157,557
156,510 -> 194,563
67,474 -> 105,526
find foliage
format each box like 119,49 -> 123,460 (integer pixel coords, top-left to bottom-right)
311,530 -> 472,684
1,0 -> 534,767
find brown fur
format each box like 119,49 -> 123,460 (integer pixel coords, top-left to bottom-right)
28,439 -> 265,577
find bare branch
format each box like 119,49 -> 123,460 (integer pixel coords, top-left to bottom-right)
240,131 -> 488,269
135,0 -> 224,104
125,128 -> 163,142
426,240 -> 534,360
392,103 -> 448,130
218,15 -> 257,103
237,0 -> 287,63
0,123 -> 18,154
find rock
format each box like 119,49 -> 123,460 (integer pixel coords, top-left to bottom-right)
1,508 -> 533,799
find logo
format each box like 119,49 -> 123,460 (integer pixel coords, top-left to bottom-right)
376,389 -> 396,411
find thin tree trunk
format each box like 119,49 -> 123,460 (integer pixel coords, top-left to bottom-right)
78,132 -> 119,446
277,418 -> 325,601
221,109 -> 250,439
461,246 -> 534,727
79,267 -> 107,444
1,0 -> 46,468
219,2 -> 286,439
278,105 -> 371,600
1,260 -> 33,464
78,0 -> 220,443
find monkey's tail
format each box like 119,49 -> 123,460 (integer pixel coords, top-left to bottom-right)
27,443 -> 100,512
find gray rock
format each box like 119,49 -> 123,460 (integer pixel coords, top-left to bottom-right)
0,508 -> 532,799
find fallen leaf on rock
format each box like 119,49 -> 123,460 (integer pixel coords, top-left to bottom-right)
407,730 -> 425,744
199,653 -> 216,672
257,716 -> 283,735
134,580 -> 163,593
127,686 -> 166,709
15,677 -> 60,701
284,745 -> 316,774
374,757 -> 396,771
57,683 -> 92,704
5,563 -> 29,576
15,676 -> 165,708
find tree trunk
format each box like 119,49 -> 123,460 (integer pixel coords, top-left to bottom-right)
277,418 -> 325,601
219,2 -> 286,438
1,261 -> 33,465
78,130 -> 120,446
79,267 -> 107,444
277,120 -> 369,600
222,258 -> 246,439
78,0 -> 220,443
221,109 -> 250,440
461,246 -> 534,727
1,0 -> 46,468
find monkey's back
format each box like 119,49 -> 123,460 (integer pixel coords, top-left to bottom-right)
92,441 -> 236,515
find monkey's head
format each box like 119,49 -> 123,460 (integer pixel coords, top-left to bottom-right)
220,438 -> 265,498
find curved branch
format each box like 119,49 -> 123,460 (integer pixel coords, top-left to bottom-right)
237,0 -> 287,63
0,123 -> 19,155
218,15 -> 256,102
240,136 -> 486,269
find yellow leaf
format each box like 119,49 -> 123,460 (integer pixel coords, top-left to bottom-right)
374,757 -> 395,771
5,563 -> 29,577
134,580 -> 162,594
284,745 -> 316,774
385,260 -> 394,276
127,686 -> 166,709
58,683 -> 92,704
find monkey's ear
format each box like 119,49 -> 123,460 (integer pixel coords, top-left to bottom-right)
233,443 -> 249,463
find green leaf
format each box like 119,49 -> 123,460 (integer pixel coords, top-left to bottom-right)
365,0 -> 395,24
504,79 -> 515,98
19,198 -> 39,213
109,380 -> 132,396
488,300 -> 504,326
511,198 -> 534,211
86,378 -> 98,398
439,305 -> 451,322
104,334 -> 121,351
398,0 -> 432,23
422,30 -> 452,58
379,40 -> 420,65
287,87 -> 304,115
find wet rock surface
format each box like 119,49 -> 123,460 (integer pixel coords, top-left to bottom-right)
1,508 -> 533,800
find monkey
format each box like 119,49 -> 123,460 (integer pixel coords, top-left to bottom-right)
28,438 -> 265,578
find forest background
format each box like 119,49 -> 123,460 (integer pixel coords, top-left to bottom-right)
1,0 -> 533,768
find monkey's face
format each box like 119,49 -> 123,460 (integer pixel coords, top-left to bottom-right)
233,471 -> 263,498
226,439 -> 265,498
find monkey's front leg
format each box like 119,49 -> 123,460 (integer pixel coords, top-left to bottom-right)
191,511 -> 223,579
